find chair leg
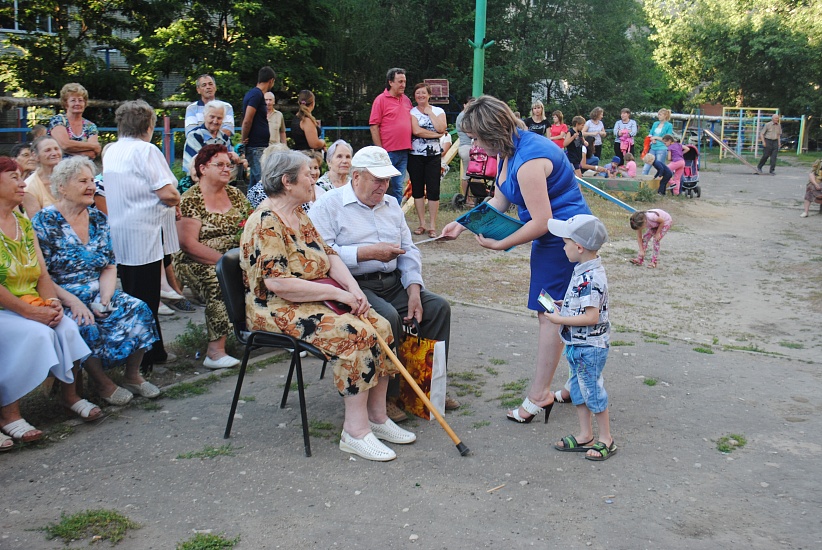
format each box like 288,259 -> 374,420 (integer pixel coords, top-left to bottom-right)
224,344 -> 253,439
280,351 -> 298,408
294,351 -> 312,457
319,359 -> 328,380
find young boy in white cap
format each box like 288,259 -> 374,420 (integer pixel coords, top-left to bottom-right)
544,214 -> 616,461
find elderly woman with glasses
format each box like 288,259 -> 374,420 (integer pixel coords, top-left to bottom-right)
173,144 -> 251,369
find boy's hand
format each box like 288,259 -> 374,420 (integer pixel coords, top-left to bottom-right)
543,311 -> 563,324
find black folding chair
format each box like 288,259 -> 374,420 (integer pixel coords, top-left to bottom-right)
216,248 -> 329,457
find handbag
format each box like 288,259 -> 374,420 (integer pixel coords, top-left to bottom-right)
312,277 -> 352,315
467,145 -> 498,178
397,320 -> 446,420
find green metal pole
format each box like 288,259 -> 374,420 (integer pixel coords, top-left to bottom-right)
468,0 -> 494,97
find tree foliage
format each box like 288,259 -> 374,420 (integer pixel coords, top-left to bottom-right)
644,0 -> 822,115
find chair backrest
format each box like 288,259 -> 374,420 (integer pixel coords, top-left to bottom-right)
216,248 -> 247,333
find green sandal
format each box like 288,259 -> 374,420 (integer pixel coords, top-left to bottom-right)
554,434 -> 594,452
585,440 -> 618,461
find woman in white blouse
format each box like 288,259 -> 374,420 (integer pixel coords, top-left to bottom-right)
409,83 -> 447,238
102,100 -> 181,370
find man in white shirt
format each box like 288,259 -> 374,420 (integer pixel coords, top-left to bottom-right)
184,74 -> 235,137
309,146 -> 457,417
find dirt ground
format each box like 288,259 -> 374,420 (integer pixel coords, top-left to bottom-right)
1,157 -> 821,549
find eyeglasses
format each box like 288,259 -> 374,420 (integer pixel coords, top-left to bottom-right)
208,162 -> 232,170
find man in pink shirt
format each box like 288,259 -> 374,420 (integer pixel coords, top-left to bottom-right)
369,68 -> 413,202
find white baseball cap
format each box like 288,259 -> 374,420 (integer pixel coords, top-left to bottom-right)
351,146 -> 401,178
548,214 -> 608,251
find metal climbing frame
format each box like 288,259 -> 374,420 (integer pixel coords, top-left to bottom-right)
719,107 -> 779,160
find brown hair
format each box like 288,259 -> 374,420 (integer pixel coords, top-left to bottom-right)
0,156 -> 20,175
552,110 -> 564,124
629,211 -> 647,230
461,95 -> 527,158
571,116 -> 586,127
413,82 -> 432,96
194,144 -> 229,178
295,90 -> 318,126
589,107 -> 604,120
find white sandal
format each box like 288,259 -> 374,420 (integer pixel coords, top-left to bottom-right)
339,431 -> 397,461
65,399 -> 103,422
506,396 -> 554,424
0,431 -> 15,450
553,390 -> 570,403
1,418 -> 42,442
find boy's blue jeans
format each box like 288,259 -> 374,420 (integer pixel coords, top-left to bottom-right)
566,345 -> 609,414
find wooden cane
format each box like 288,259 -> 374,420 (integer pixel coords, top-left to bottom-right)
360,315 -> 470,456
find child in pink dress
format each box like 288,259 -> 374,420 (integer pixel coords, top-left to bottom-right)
662,135 -> 692,195
629,209 -> 672,268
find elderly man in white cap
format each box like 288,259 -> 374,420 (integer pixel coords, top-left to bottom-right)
309,146 -> 457,420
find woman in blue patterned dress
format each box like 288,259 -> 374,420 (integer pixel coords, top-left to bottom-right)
46,83 -> 102,160
441,95 -> 592,424
32,157 -> 160,406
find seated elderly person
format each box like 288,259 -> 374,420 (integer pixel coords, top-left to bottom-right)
309,146 -> 458,421
1,157 -> 99,449
174,144 -> 250,369
32,156 -> 161,405
240,150 -> 415,461
180,101 -> 245,194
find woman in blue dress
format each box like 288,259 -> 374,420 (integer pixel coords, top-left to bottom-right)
442,95 -> 592,424
32,156 -> 160,406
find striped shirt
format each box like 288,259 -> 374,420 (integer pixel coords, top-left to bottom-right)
102,138 -> 179,266
308,183 -> 424,289
184,100 -> 235,136
182,125 -> 232,173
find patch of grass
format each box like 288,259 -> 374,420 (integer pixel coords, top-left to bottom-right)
450,381 -> 484,397
716,434 -> 747,453
645,339 -> 669,345
139,401 -> 163,411
163,374 -> 221,399
450,371 -> 482,381
810,256 -> 822,262
171,321 -> 209,356
287,381 -> 309,391
712,336 -> 720,345
485,367 -> 499,376
617,247 -> 636,255
610,340 -> 635,347
43,509 -> 140,545
240,395 -> 257,401
177,444 -> 237,460
47,424 -> 75,439
471,420 -> 491,429
489,358 -> 507,365
633,186 -> 660,203
612,324 -> 630,333
501,378 -> 528,393
459,408 -> 475,416
723,343 -> 765,353
778,341 -> 803,349
643,378 -> 658,386
308,419 -> 335,438
177,533 -> 240,550
693,346 -> 714,354
642,332 -> 659,339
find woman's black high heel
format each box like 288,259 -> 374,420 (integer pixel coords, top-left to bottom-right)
507,396 -> 554,423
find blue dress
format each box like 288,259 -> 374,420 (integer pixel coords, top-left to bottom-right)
32,206 -> 158,369
497,131 -> 592,310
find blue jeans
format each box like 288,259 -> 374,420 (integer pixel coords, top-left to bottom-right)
566,345 -> 609,414
642,149 -> 667,175
246,146 -> 266,185
387,150 -> 409,204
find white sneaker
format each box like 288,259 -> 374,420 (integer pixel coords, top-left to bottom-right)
369,419 -> 416,444
160,290 -> 184,300
158,303 -> 174,315
339,431 -> 396,461
202,355 -> 241,369
800,212 -> 808,218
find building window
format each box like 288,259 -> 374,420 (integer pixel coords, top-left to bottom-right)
1,0 -> 52,33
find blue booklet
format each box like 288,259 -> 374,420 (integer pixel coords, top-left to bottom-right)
455,202 -> 525,250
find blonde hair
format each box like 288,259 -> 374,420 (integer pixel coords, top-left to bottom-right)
624,153 -> 635,162
643,153 -> 655,164
812,158 -> 822,177
531,100 -> 544,111
657,108 -> 671,121
59,83 -> 89,109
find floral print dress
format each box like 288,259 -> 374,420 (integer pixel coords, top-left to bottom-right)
32,206 -> 158,369
173,184 -> 250,341
240,206 -> 396,396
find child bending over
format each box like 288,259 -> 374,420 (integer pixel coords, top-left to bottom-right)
643,153 -> 673,195
545,214 -> 617,461
629,209 -> 672,268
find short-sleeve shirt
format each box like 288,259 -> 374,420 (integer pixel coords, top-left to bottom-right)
649,121 -> 673,152
23,171 -> 56,212
550,123 -> 568,149
410,106 -> 444,156
559,257 -> 610,348
668,142 -> 685,163
369,90 -> 412,152
524,117 -> 548,136
47,114 -> 98,148
584,119 -> 605,146
242,87 -> 270,148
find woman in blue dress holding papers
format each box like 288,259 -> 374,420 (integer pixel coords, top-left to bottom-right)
441,95 -> 591,424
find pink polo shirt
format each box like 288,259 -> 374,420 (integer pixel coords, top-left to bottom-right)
369,89 -> 412,152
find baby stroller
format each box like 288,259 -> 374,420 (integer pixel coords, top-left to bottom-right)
681,146 -> 701,198
452,145 -> 496,208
